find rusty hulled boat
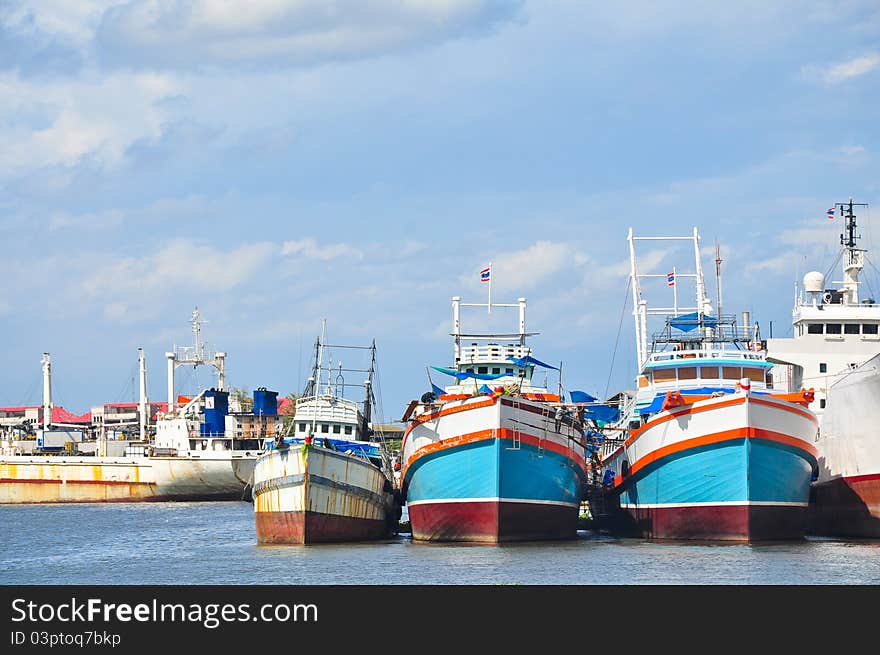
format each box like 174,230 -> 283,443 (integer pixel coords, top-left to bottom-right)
252,332 -> 400,544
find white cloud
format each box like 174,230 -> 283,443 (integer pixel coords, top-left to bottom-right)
0,70 -> 181,179
281,238 -> 362,260
95,0 -> 523,69
489,240 -> 572,290
83,240 -> 278,299
49,208 -> 124,231
805,52 -> 880,85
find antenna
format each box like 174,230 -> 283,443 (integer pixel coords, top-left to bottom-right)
715,240 -> 724,339
834,197 -> 869,305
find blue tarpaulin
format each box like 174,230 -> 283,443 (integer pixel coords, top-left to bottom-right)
584,404 -> 620,424
636,386 -> 771,414
507,355 -> 559,370
669,312 -> 718,332
570,390 -> 597,403
279,437 -> 381,459
431,366 -> 507,381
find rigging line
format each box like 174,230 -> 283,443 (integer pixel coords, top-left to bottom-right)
603,275 -> 633,402
823,248 -> 843,282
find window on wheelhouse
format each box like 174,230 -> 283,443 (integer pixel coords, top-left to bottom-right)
807,324 -> 823,334
844,324 -> 860,335
344,426 -> 353,435
678,367 -> 697,380
653,368 -> 676,382
700,366 -> 720,379
864,324 -> 879,335
826,323 -> 842,335
478,366 -> 488,374
743,367 -> 764,382
722,366 -> 741,380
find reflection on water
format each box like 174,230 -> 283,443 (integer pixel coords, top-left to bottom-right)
1,502 -> 879,585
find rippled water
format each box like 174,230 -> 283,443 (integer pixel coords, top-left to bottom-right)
2,502 -> 879,585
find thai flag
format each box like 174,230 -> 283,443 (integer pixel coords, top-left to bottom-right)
667,271 -> 675,287
827,207 -> 835,220
480,266 -> 491,283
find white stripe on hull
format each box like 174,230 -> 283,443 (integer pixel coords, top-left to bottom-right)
605,393 -> 816,473
403,396 -> 585,466
406,497 -> 580,508
619,501 -> 809,509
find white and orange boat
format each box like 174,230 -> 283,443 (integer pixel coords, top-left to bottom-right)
599,228 -> 819,542
400,295 -> 588,543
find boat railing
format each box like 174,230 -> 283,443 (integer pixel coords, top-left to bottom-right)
456,343 -> 532,364
650,314 -> 758,346
646,349 -> 766,364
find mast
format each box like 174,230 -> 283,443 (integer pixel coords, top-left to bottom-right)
41,353 -> 52,432
715,240 -> 724,340
693,227 -> 708,316
310,320 -> 326,438
836,197 -> 868,305
627,228 -> 644,368
362,340 -> 376,438
138,348 -> 148,440
166,307 -> 227,410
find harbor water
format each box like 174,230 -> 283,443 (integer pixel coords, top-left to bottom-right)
2,502 -> 879,585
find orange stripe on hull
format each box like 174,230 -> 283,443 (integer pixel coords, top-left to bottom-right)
614,426 -> 818,488
402,427 -> 587,483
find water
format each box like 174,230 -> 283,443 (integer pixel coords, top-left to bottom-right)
2,502 -> 879,585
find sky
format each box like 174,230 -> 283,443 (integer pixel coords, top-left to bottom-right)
2,1 -> 879,424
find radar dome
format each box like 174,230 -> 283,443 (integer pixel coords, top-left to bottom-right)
803,271 -> 825,293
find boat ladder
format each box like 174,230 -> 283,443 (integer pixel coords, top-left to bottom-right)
507,399 -> 522,451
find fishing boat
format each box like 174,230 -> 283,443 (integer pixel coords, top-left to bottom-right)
765,199 -> 880,537
252,329 -> 400,544
598,228 -> 819,542
400,294 -> 588,543
0,309 -> 271,503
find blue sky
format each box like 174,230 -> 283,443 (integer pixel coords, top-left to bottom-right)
2,1 -> 879,423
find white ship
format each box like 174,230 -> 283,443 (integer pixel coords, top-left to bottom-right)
0,309 -> 272,503
765,199 -> 880,537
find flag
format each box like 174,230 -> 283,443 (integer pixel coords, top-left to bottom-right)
480,266 -> 491,283
667,271 -> 675,287
827,207 -> 835,220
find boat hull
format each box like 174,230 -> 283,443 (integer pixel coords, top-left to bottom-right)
603,392 -> 818,542
809,355 -> 880,537
402,396 -> 587,543
252,444 -> 399,544
0,453 -> 256,503
809,474 -> 880,538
